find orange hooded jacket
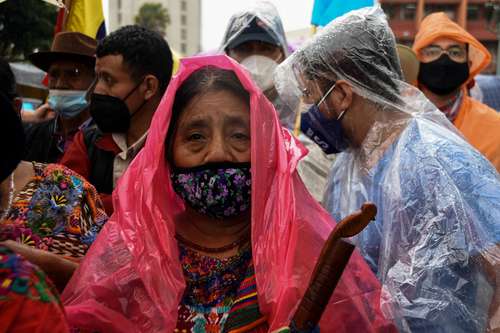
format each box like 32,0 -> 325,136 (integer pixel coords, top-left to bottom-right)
413,12 -> 500,172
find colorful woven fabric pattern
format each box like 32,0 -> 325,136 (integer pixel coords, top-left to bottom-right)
223,262 -> 267,333
0,245 -> 69,332
175,243 -> 268,332
0,162 -> 107,258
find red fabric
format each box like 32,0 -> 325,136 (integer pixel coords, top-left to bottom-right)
60,130 -> 119,215
54,8 -> 65,34
62,55 -> 395,332
0,294 -> 69,333
60,131 -> 91,182
0,247 -> 69,333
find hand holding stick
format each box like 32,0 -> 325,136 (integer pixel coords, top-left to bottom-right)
291,203 -> 377,331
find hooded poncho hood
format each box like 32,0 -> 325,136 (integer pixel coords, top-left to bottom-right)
413,12 -> 491,83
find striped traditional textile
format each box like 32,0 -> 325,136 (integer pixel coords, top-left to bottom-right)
223,263 -> 268,333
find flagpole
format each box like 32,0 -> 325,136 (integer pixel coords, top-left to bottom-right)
62,0 -> 73,31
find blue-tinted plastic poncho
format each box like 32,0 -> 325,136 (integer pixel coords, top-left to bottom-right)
275,6 -> 500,333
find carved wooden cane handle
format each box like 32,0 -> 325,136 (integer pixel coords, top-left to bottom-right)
291,202 -> 377,331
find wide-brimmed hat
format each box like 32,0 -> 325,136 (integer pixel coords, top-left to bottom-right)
29,31 -> 97,72
396,44 -> 420,85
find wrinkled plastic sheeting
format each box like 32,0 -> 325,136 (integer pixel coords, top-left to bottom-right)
274,5 -> 500,333
62,55 -> 395,332
325,115 -> 500,332
296,134 -> 335,201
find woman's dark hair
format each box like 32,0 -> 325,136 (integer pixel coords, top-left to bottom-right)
0,57 -> 17,100
165,66 -> 250,163
0,57 -> 25,182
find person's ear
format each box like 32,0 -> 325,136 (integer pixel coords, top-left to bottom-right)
142,75 -> 160,100
326,79 -> 353,115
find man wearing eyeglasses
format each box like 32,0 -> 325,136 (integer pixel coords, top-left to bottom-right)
23,32 -> 97,163
413,12 -> 500,172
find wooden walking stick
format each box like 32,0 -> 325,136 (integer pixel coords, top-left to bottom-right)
291,202 -> 377,331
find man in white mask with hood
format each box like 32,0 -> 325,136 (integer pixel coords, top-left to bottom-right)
221,2 -> 291,125
222,2 -> 334,201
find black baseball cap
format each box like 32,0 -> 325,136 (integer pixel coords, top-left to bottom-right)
226,17 -> 280,50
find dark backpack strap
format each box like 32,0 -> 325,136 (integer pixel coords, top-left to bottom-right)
83,127 -> 115,194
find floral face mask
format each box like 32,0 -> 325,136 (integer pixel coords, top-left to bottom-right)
171,162 -> 251,220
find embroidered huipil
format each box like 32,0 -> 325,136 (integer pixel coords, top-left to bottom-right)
0,245 -> 69,332
0,162 -> 107,259
176,243 -> 268,333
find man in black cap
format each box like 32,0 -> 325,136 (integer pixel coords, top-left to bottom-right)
224,16 -> 285,64
221,2 -> 336,203
221,2 -> 290,123
24,31 -> 97,163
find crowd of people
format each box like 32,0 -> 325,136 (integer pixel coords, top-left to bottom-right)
1,2 -> 499,333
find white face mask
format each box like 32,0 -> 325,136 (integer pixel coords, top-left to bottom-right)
240,55 -> 279,92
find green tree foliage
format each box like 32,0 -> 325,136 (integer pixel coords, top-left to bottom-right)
135,3 -> 170,37
0,0 -> 58,61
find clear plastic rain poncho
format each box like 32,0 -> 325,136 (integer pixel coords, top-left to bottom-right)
220,1 -> 289,57
61,55 -> 395,332
274,6 -> 500,333
220,1 -> 335,201
220,1 -> 295,127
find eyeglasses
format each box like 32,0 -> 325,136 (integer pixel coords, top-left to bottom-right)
420,45 -> 467,63
316,83 -> 336,107
301,82 -> 336,102
301,87 -> 312,98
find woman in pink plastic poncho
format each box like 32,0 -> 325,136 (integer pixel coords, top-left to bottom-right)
61,55 -> 394,333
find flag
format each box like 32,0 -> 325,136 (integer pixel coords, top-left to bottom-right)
311,0 -> 375,26
54,6 -> 65,34
65,0 -> 106,40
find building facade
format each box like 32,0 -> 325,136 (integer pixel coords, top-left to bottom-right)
286,27 -> 314,49
380,0 -> 498,73
107,0 -> 201,56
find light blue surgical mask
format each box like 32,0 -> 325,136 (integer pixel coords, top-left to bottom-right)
48,89 -> 89,119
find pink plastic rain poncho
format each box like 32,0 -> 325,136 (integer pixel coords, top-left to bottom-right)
61,55 -> 395,333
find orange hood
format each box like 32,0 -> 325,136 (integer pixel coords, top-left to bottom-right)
413,12 -> 491,82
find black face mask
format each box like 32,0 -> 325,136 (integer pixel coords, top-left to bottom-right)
418,54 -> 470,96
89,80 -> 146,133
